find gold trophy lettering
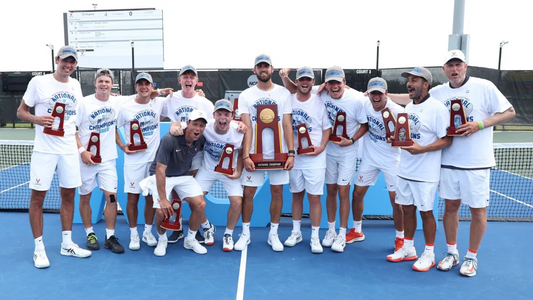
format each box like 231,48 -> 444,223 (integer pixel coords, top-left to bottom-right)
329,111 -> 348,142
392,113 -> 414,147
381,108 -> 397,140
160,199 -> 182,231
128,120 -> 147,151
447,99 -> 467,136
297,124 -> 314,155
87,132 -> 102,164
43,102 -> 66,137
249,104 -> 288,169
214,144 -> 235,175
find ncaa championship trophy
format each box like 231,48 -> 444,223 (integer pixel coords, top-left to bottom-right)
447,99 -> 467,136
233,98 -> 241,121
215,144 -> 235,175
43,102 -> 66,137
381,108 -> 397,140
249,104 -> 288,169
392,113 -> 413,147
329,111 -> 348,142
160,199 -> 182,231
87,132 -> 102,164
128,120 -> 148,151
296,124 -> 314,155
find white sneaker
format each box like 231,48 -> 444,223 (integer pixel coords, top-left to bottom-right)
387,247 -> 418,262
129,235 -> 140,251
154,239 -> 168,257
413,251 -> 436,272
322,229 -> 336,247
204,224 -> 216,246
33,249 -> 50,269
437,251 -> 460,271
284,231 -> 303,247
142,232 -> 157,247
60,243 -> 92,258
184,238 -> 207,254
310,237 -> 323,254
460,257 -> 478,277
268,234 -> 284,252
331,235 -> 346,252
234,233 -> 251,251
222,234 -> 234,252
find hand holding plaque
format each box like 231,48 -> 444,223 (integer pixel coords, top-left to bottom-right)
297,124 -> 314,155
87,132 -> 102,164
329,112 -> 348,143
392,113 -> 414,147
249,104 -> 288,170
381,108 -> 397,140
43,102 -> 66,137
447,99 -> 467,136
215,144 -> 235,175
128,120 -> 148,151
160,199 -> 182,231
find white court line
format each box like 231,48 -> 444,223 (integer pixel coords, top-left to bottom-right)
236,245 -> 248,300
0,181 -> 30,194
490,189 -> 533,209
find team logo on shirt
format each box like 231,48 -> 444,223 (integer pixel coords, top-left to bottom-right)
324,101 -> 344,127
408,113 -> 422,139
443,97 -> 474,122
251,98 -> 280,122
132,109 -> 158,137
175,105 -> 196,122
205,141 -> 226,162
47,91 -> 78,121
291,108 -> 313,134
367,116 -> 386,143
89,106 -> 116,133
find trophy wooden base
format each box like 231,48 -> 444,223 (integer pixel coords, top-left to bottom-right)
297,147 -> 314,155
447,128 -> 462,136
392,140 -> 414,148
250,153 -> 288,170
43,128 -> 65,137
329,135 -> 348,143
91,156 -> 102,164
129,143 -> 148,151
161,199 -> 181,231
214,166 -> 233,175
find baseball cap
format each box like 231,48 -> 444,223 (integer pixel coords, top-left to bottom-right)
57,46 -> 78,61
135,72 -> 153,84
95,68 -> 114,81
367,77 -> 388,93
444,50 -> 467,64
214,99 -> 233,112
401,67 -> 433,84
179,65 -> 197,77
296,66 -> 314,80
325,66 -> 345,83
254,54 -> 272,66
188,110 -> 208,123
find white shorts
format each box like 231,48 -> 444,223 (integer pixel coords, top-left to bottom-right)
189,151 -> 204,171
124,162 -> 151,194
242,169 -> 289,187
395,177 -> 438,212
289,168 -> 326,195
355,161 -> 398,192
196,165 -> 243,197
139,175 -> 204,209
79,159 -> 118,195
439,168 -> 490,208
325,154 -> 357,186
29,152 -> 81,191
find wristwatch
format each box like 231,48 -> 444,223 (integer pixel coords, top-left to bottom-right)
350,138 -> 355,144
288,150 -> 295,154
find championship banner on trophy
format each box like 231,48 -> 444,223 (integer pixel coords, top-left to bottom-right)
160,199 -> 182,231
87,132 -> 102,164
392,113 -> 413,147
381,108 -> 396,140
43,102 -> 66,137
249,104 -> 288,169
215,144 -> 235,175
447,99 -> 467,136
297,124 -> 314,155
128,120 -> 148,151
329,111 -> 348,142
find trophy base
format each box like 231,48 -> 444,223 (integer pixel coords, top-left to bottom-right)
129,143 -> 148,151
43,128 -> 65,137
297,147 -> 314,155
160,221 -> 181,231
447,128 -> 462,136
250,153 -> 288,170
392,141 -> 414,148
214,166 -> 233,175
329,135 -> 348,143
91,156 -> 102,164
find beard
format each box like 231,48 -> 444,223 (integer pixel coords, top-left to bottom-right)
257,72 -> 271,83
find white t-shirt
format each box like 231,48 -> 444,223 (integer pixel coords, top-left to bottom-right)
430,76 -> 513,168
166,91 -> 214,123
321,88 -> 368,157
22,74 -> 83,154
116,96 -> 168,165
239,84 -> 292,158
397,96 -> 449,182
362,98 -> 403,168
76,95 -> 125,162
291,93 -> 331,169
202,122 -> 244,170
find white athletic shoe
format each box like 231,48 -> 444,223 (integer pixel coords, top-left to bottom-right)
437,251 -> 460,271
203,224 -> 216,246
310,237 -> 323,254
268,234 -> 284,252
413,251 -> 436,272
222,234 -> 234,252
142,232 -> 157,247
129,235 -> 140,251
184,238 -> 207,254
234,233 -> 251,251
60,243 -> 92,258
460,257 -> 478,277
331,235 -> 346,253
322,229 -> 336,247
33,249 -> 50,269
284,231 -> 303,247
387,247 -> 418,262
154,239 -> 167,257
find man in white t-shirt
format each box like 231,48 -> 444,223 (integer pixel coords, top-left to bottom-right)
17,46 -> 92,268
321,66 -> 368,253
235,54 -> 295,252
282,67 -> 331,254
195,100 -> 245,252
346,77 -> 406,252
432,50 -> 516,277
386,67 -> 452,272
116,72 -> 168,251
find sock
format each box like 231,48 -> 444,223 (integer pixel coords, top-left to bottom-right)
328,221 -> 335,231
158,232 -> 168,242
404,237 -> 414,249
106,229 -> 115,239
466,249 -> 477,259
34,236 -> 45,251
242,222 -> 250,235
424,243 -> 434,254
339,227 -> 346,236
130,227 -> 138,237
447,242 -> 457,253
270,223 -> 279,235
62,231 -> 73,246
292,220 -> 301,233
396,230 -> 404,238
311,226 -> 320,239
187,229 -> 197,241
85,227 -> 94,236
354,220 -> 362,232
144,224 -> 152,235
201,220 -> 211,230
224,228 -> 234,237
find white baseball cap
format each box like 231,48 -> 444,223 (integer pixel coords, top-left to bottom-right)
188,110 -> 208,123
444,50 -> 467,65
